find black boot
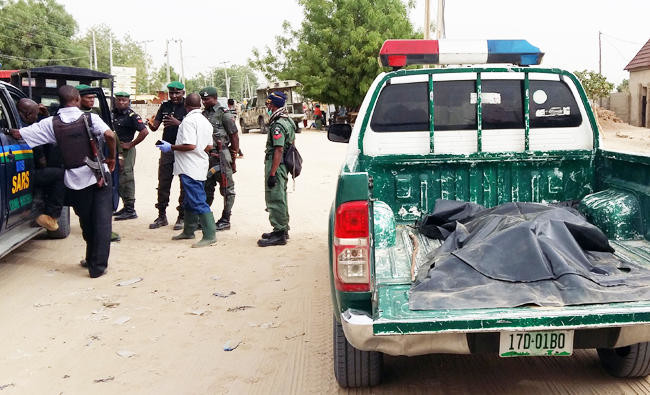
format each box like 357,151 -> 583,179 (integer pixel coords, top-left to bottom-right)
113,207 -> 126,217
173,215 -> 184,231
114,204 -> 137,221
215,210 -> 231,231
261,230 -> 289,240
257,230 -> 287,247
149,211 -> 168,229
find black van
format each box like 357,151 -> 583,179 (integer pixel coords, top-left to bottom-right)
0,66 -> 113,258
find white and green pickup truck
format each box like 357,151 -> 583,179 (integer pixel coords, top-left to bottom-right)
327,40 -> 650,387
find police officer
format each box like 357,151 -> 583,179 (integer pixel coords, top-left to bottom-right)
258,91 -> 295,247
112,92 -> 148,220
76,84 -> 121,242
148,81 -> 187,230
199,87 -> 239,230
9,85 -> 117,278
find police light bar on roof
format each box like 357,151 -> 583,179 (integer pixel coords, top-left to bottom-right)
379,39 -> 544,67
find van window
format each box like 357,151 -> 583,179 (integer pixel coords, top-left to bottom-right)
529,80 -> 582,128
433,80 -> 476,131
481,80 -> 524,129
370,82 -> 429,132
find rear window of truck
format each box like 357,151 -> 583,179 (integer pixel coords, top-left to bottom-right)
370,82 -> 429,132
370,77 -> 583,133
529,80 -> 582,128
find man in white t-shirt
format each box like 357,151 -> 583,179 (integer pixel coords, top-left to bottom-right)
156,93 -> 216,248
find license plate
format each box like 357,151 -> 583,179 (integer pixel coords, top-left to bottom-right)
499,330 -> 574,357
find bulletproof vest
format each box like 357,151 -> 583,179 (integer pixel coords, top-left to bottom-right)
52,113 -> 93,169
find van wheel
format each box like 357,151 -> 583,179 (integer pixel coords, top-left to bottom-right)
597,342 -> 650,377
258,117 -> 267,134
240,118 -> 249,134
333,315 -> 382,388
47,206 -> 71,239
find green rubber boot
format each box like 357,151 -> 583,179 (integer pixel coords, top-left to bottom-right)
192,212 -> 217,248
172,211 -> 198,240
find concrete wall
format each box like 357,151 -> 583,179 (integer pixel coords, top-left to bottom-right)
131,103 -> 160,120
602,92 -> 631,123
629,68 -> 650,127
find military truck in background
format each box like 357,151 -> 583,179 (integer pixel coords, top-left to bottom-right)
239,80 -> 304,133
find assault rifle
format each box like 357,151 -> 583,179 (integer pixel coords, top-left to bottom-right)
81,113 -> 108,188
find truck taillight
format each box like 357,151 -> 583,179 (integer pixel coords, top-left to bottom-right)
334,201 -> 370,292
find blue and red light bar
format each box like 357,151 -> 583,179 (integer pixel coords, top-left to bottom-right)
379,39 -> 544,67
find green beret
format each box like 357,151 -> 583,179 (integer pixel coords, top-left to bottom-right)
115,91 -> 130,98
199,86 -> 218,97
75,84 -> 95,96
167,81 -> 185,90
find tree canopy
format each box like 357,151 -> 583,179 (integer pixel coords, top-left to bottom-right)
0,0 -> 85,69
574,70 -> 614,101
184,65 -> 258,101
250,0 -> 417,107
77,25 -> 150,93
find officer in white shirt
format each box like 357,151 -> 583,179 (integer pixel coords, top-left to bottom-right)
156,93 -> 216,248
10,85 -> 117,278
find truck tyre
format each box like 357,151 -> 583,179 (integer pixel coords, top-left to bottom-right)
333,316 -> 382,387
240,118 -> 249,134
47,206 -> 71,239
597,342 -> 650,378
258,117 -> 267,134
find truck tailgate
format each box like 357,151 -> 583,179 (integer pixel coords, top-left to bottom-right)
374,239 -> 650,335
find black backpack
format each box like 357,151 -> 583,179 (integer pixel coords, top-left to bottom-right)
283,143 -> 303,178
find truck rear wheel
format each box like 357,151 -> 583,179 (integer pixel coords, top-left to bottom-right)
258,117 -> 267,134
240,118 -> 249,134
333,315 -> 382,387
47,206 -> 71,239
597,342 -> 650,377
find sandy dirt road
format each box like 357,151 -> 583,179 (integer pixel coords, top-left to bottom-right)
1,127 -> 650,394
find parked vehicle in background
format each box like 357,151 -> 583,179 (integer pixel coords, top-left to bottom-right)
240,80 -> 304,133
0,66 -> 113,258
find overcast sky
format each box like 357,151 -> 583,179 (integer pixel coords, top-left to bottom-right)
60,0 -> 650,86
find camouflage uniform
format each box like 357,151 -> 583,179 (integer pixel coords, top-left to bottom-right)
203,104 -> 238,223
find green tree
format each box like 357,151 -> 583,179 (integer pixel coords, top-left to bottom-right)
77,25 -> 150,93
249,0 -> 417,107
185,65 -> 258,100
573,70 -> 614,101
148,64 -> 179,93
0,0 -> 85,69
616,78 -> 629,93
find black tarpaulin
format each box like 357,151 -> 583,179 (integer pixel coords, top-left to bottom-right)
409,200 -> 650,310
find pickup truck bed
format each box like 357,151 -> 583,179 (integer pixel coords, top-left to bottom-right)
343,226 -> 650,356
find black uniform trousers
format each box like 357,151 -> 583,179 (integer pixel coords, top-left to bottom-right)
156,151 -> 185,216
65,181 -> 112,277
33,167 -> 65,218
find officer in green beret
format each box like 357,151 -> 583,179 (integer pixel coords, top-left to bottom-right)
75,84 -> 97,114
147,81 -> 187,230
112,92 -> 149,221
258,91 -> 295,247
199,87 -> 239,230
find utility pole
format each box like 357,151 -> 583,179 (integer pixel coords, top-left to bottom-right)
436,0 -> 445,39
109,35 -> 113,73
138,40 -> 153,93
220,61 -> 231,98
424,0 -> 430,40
88,44 -> 92,69
92,30 -> 98,71
178,39 -> 185,85
598,31 -> 602,75
165,39 -> 171,86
